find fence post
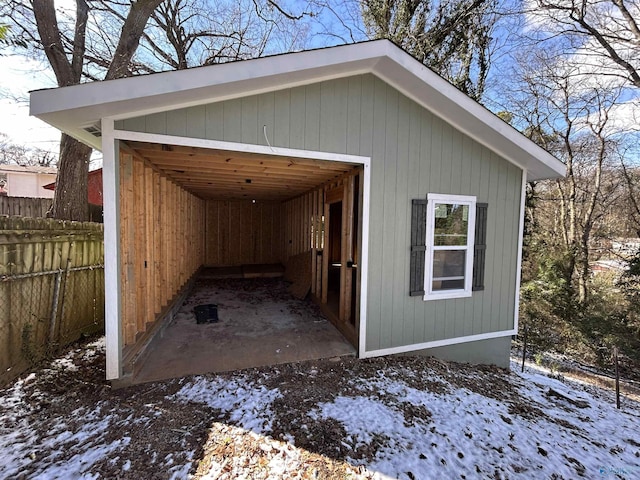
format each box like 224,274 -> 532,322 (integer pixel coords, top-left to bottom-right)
613,346 -> 620,409
57,257 -> 73,344
521,326 -> 528,373
49,268 -> 63,353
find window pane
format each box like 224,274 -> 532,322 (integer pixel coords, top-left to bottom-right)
434,203 -> 469,246
432,278 -> 465,291
432,250 -> 466,281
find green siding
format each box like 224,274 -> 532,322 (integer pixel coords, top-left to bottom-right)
414,335 -> 512,368
114,74 -> 523,352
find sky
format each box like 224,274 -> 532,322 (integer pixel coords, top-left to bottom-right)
0,53 -> 61,155
0,0 -> 638,165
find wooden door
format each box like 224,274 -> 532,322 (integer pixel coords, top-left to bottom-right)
323,182 -> 357,345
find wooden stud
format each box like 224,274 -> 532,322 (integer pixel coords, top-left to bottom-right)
144,164 -> 155,327
153,171 -> 162,315
133,157 -> 146,337
321,188 -> 329,304
342,175 -> 355,324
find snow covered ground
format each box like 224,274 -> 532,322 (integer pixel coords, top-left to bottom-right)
1,337 -> 639,479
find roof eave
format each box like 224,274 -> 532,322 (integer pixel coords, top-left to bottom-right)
30,40 -> 565,181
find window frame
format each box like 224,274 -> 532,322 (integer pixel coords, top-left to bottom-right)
423,193 -> 476,301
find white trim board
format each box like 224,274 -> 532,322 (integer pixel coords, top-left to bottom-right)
513,169 -> 528,334
106,128 -> 372,378
101,118 -> 122,380
361,329 -> 516,358
112,129 -> 370,165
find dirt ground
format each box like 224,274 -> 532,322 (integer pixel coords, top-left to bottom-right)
2,336 -> 639,479
1,339 -> 511,478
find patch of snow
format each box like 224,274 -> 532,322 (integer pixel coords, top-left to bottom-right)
310,367 -> 640,479
50,356 -> 79,372
82,337 -> 106,360
172,375 -> 282,434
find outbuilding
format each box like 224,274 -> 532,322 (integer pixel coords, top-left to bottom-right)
30,40 -> 565,382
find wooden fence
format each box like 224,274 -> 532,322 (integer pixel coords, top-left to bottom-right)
0,196 -> 103,222
0,196 -> 52,218
0,216 -> 105,386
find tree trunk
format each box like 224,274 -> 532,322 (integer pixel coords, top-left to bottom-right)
30,0 -> 163,221
52,134 -> 92,221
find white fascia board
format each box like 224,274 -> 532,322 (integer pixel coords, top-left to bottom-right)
513,169 -> 528,335
29,42 -> 385,143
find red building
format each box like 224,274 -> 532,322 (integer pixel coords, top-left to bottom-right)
43,168 -> 103,206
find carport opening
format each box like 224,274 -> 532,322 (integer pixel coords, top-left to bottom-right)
117,140 -> 364,382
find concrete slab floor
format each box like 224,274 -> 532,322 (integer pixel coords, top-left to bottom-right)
133,277 -> 356,384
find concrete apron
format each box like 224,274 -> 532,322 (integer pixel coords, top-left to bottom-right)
132,276 -> 355,384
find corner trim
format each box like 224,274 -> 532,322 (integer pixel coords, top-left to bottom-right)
513,169 -> 527,334
102,118 -> 122,380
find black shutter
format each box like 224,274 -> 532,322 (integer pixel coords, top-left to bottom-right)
472,203 -> 488,291
410,198 -> 427,296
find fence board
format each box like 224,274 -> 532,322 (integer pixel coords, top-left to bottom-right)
0,197 -> 52,218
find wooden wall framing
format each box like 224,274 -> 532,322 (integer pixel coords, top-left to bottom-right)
204,200 -> 282,266
119,152 -> 205,346
281,167 -> 363,346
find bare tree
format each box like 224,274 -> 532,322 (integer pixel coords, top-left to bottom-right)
620,161 -> 640,237
4,0 -> 311,220
360,0 -> 498,100
511,47 -> 628,302
526,0 -> 640,89
0,133 -> 56,166
4,0 -> 163,220
81,0 -> 315,75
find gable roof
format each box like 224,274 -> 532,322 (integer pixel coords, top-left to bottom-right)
29,40 -> 565,181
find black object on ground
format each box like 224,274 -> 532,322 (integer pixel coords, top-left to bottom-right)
194,304 -> 219,324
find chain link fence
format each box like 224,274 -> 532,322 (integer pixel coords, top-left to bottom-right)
0,216 -> 104,386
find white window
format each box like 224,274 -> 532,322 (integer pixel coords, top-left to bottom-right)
424,193 -> 476,300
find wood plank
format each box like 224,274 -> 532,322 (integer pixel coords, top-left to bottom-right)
321,189 -> 329,304
133,157 -> 146,337
354,171 -> 364,333
240,201 -> 252,263
316,189 -> 323,295
144,164 -> 155,327
206,201 -> 219,265
228,201 -> 242,265
342,175 -> 354,324
154,171 -> 162,315
311,190 -> 317,295
219,200 -> 230,265
120,153 -> 136,345
160,176 -> 169,305
252,201 -> 262,263
136,149 -> 353,172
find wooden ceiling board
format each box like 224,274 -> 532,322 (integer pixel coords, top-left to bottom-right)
126,141 -> 357,201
